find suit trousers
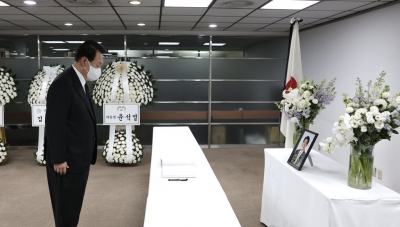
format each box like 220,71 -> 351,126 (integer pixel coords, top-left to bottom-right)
46,164 -> 89,227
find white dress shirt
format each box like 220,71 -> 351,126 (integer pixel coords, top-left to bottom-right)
72,65 -> 87,93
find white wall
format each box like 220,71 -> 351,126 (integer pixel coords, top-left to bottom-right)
301,2 -> 400,192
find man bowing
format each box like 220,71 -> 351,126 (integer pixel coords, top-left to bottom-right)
44,40 -> 106,227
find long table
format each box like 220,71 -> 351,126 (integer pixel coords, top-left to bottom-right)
144,126 -> 241,227
260,148 -> 400,227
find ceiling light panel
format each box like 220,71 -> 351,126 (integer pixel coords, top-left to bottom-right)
164,0 -> 213,7
0,1 -> 9,6
262,0 -> 319,10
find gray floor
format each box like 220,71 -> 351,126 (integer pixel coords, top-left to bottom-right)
0,147 -> 266,227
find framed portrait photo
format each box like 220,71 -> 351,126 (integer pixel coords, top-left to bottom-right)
287,129 -> 319,171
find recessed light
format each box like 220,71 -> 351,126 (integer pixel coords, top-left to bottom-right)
164,0 -> 213,7
65,23 -> 73,26
144,43 -> 148,45
53,49 -> 70,51
66,41 -> 85,44
137,23 -> 145,26
261,0 -> 319,10
24,1 -> 37,5
42,41 -> 65,44
204,43 -> 226,46
129,1 -> 141,5
209,24 -> 217,28
159,42 -> 180,45
0,1 -> 9,6
53,52 -> 56,53
49,47 -> 53,48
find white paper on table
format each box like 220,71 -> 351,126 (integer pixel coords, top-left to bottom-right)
161,152 -> 196,178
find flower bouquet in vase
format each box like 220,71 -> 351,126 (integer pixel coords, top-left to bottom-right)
320,72 -> 400,189
276,78 -> 336,146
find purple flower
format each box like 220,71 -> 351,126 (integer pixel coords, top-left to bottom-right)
395,120 -> 400,126
384,124 -> 392,131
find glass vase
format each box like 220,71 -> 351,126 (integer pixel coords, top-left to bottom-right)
293,123 -> 310,146
348,145 -> 374,190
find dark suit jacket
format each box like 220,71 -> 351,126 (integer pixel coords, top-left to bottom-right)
44,66 -> 97,173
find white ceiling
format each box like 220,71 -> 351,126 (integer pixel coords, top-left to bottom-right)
0,0 -> 395,34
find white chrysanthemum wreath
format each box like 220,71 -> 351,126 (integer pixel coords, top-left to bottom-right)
0,66 -> 18,105
102,129 -> 143,164
0,139 -> 9,164
27,65 -> 64,105
27,65 -> 65,165
94,60 -> 156,165
93,60 -> 157,106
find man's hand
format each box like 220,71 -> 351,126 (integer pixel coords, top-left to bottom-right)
54,162 -> 69,175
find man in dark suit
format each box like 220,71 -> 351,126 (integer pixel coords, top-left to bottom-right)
290,136 -> 310,166
44,40 -> 106,227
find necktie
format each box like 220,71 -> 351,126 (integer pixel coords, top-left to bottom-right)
84,83 -> 94,113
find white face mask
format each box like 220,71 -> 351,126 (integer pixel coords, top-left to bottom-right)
84,59 -> 101,81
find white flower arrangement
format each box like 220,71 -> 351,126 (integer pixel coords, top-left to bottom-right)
27,65 -> 65,105
93,60 -> 157,107
103,129 -> 143,164
0,139 -> 9,164
0,66 -> 18,105
34,146 -> 45,165
320,72 -> 400,154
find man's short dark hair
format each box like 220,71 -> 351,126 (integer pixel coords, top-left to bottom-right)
75,40 -> 107,62
303,136 -> 310,144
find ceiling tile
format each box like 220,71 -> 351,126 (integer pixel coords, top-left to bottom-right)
13,21 -> 55,26
351,2 -> 387,11
0,21 -> 16,26
10,0 -> 59,6
61,26 -> 92,30
126,26 -> 159,30
213,0 -> 269,9
92,26 -> 126,30
264,23 -> 291,29
87,21 -> 123,26
250,9 -> 299,18
230,23 -> 266,29
0,7 -> 27,14
200,16 -> 242,23
79,15 -> 120,22
327,11 -> 356,18
27,26 -> 59,30
124,21 -> 159,27
36,14 -> 82,22
206,8 -> 253,17
160,27 -> 192,30
163,7 -> 207,16
121,15 -> 159,21
239,17 -> 281,24
193,27 -> 225,31
257,28 -> 289,32
110,0 -> 161,7
306,1 -> 370,11
226,28 -> 257,31
162,15 -> 201,22
161,22 -> 196,27
291,10 -> 344,19
66,7 -> 115,14
0,15 -> 40,21
196,22 -> 232,28
115,6 -> 159,14
50,21 -> 88,27
0,26 -> 22,30
57,1 -> 110,6
19,6 -> 71,15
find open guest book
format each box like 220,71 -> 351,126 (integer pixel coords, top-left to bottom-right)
161,152 -> 196,178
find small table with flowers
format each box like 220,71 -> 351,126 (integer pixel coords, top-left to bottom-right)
260,148 -> 400,227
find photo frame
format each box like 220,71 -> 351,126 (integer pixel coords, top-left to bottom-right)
287,129 -> 319,171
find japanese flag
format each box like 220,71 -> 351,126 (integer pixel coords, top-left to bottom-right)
280,20 -> 303,148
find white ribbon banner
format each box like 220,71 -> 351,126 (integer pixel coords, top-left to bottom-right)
37,65 -> 60,163
107,62 -> 135,163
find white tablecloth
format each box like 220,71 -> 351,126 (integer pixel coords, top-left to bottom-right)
260,149 -> 400,227
144,126 -> 241,227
